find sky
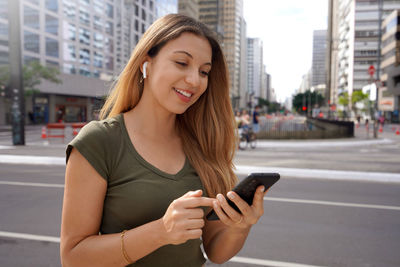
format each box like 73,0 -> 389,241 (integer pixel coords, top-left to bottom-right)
243,0 -> 328,103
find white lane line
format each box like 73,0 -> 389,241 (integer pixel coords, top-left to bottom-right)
229,256 -> 325,267
0,155 -> 64,165
236,165 -> 400,183
264,197 -> 400,211
1,155 -> 399,184
0,145 -> 14,149
0,232 -> 324,267
0,231 -> 60,243
0,181 -> 64,188
255,138 -> 392,148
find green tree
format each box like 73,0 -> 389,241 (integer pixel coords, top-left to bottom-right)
292,90 -> 324,114
338,90 -> 369,115
0,61 -> 61,97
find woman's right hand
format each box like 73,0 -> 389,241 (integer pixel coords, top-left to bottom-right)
161,190 -> 214,245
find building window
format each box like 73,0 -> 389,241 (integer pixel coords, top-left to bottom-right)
0,0 -> 7,20
80,0 -> 90,6
135,19 -> 138,31
79,66 -> 91,77
63,22 -> 76,41
106,56 -> 113,71
45,0 -> 58,13
93,51 -> 103,68
94,0 -> 103,15
46,37 -> 59,58
24,5 -> 39,29
45,15 -> 58,35
105,37 -> 113,53
79,7 -> 90,26
46,60 -> 59,69
63,43 -> 76,61
106,3 -> 113,19
79,28 -> 90,45
94,16 -> 102,31
24,55 -> 40,65
26,0 -> 39,5
24,31 -> 40,53
63,0 -> 76,19
93,32 -> 103,49
79,48 -> 90,65
0,22 -> 8,46
63,63 -> 76,74
105,21 -> 113,36
142,8 -> 146,21
141,23 -> 145,34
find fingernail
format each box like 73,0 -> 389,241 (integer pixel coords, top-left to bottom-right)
227,192 -> 235,199
217,194 -> 224,202
260,186 -> 265,193
213,200 -> 218,208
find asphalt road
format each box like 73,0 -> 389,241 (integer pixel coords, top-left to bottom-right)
0,125 -> 400,267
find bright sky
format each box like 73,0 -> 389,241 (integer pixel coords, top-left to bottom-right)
243,0 -> 328,103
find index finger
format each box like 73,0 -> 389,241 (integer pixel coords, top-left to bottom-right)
183,197 -> 215,208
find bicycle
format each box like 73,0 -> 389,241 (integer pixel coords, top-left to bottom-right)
238,126 -> 257,150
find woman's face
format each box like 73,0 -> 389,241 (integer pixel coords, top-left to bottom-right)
144,32 -> 212,114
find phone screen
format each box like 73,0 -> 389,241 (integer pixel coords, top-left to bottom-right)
206,173 -> 280,220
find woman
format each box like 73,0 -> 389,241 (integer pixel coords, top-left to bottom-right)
60,14 -> 267,266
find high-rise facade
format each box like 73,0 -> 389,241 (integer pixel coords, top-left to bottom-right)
312,30 -> 327,87
222,0 -> 243,108
0,0 -> 156,125
328,0 -> 400,111
156,0 -> 177,18
178,0 -> 198,19
247,38 -> 263,100
198,0 -> 224,41
380,9 -> 400,121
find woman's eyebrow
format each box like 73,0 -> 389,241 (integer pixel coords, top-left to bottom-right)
173,50 -> 212,66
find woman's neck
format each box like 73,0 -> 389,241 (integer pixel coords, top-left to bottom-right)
124,97 -> 178,140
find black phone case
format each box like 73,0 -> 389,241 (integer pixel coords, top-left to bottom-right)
206,173 -> 280,220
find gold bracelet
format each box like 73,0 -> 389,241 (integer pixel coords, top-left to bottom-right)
121,230 -> 132,265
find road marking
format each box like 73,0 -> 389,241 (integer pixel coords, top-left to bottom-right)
0,181 -> 64,188
0,231 -> 60,243
0,145 -> 14,149
229,256 -> 325,267
236,165 -> 400,183
0,155 -> 65,165
1,155 -> 399,184
264,197 -> 400,211
0,231 -> 324,267
254,138 -> 392,148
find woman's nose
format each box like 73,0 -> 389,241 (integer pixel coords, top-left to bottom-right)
184,69 -> 200,87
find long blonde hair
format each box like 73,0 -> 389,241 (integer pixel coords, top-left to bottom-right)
100,14 -> 237,197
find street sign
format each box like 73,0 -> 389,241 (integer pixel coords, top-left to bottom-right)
368,65 -> 375,76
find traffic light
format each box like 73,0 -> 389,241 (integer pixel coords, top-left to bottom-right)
302,106 -> 307,111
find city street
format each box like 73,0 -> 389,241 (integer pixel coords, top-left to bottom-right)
0,125 -> 399,266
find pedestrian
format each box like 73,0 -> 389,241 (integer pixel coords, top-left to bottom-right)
60,14 -> 268,267
365,118 -> 369,138
252,105 -> 260,133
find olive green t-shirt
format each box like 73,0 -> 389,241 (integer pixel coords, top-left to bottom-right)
66,114 -> 207,267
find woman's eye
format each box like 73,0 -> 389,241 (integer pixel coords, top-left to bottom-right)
200,71 -> 210,77
175,61 -> 187,66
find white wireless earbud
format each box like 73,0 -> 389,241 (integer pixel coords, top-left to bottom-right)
143,62 -> 148,79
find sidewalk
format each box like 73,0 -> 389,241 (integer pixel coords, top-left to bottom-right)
0,122 -> 399,157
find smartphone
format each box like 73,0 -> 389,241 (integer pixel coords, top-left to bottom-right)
206,173 -> 280,220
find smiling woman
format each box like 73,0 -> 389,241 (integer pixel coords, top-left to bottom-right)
61,14 -> 269,267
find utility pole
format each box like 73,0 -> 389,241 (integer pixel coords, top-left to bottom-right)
374,0 -> 383,138
8,0 -> 25,145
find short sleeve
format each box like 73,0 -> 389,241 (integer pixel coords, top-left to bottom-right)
66,120 -> 111,181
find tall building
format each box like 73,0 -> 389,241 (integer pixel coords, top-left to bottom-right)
0,0 -> 156,125
198,0 -> 224,41
247,38 -> 263,100
222,0 -> 243,108
380,9 -> 400,122
312,30 -> 327,87
156,0 -> 177,18
178,0 -> 198,19
239,16 -> 247,109
327,0 -> 400,112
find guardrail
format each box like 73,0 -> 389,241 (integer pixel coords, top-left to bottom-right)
41,122 -> 86,143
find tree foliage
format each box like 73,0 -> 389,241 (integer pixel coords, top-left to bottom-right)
292,90 -> 324,114
0,61 -> 61,97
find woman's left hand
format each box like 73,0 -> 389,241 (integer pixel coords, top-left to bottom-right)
212,185 -> 266,229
